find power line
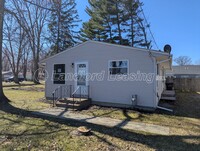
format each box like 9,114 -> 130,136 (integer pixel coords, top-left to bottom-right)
138,1 -> 160,50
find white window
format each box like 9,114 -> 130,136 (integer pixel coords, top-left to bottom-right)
109,60 -> 128,75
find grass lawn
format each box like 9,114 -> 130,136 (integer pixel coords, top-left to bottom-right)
78,93 -> 200,136
3,81 -> 49,111
0,82 -> 199,150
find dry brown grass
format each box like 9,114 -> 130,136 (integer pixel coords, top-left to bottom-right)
0,82 -> 199,150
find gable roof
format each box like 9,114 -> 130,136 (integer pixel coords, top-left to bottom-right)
40,40 -> 171,63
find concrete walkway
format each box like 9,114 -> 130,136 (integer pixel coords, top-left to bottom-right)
34,108 -> 170,135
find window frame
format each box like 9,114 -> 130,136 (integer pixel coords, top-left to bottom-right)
108,60 -> 129,75
53,64 -> 66,84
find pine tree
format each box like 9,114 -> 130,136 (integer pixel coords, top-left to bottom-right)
137,15 -> 152,49
123,0 -> 142,47
107,0 -> 126,45
48,0 -> 80,54
79,0 -> 110,42
80,0 -> 152,48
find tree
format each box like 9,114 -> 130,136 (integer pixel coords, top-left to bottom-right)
79,0 -> 110,42
80,0 -> 151,48
123,0 -> 143,47
107,0 -> 126,45
0,0 -> 6,99
10,0 -> 50,84
3,14 -> 27,83
174,56 -> 192,66
21,45 -> 30,81
80,0 -> 128,44
136,16 -> 152,49
2,54 -> 10,71
48,0 -> 80,54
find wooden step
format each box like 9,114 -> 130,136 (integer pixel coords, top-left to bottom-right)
56,98 -> 91,110
56,102 -> 78,107
161,96 -> 176,101
59,98 -> 89,104
162,90 -> 176,97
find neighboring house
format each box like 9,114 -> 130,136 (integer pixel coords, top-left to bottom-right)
41,41 -> 172,110
2,71 -> 13,81
166,65 -> 200,78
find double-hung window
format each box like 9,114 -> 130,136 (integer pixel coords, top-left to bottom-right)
109,60 -> 128,75
53,64 -> 65,84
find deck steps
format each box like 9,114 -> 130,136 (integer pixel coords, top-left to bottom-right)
161,90 -> 176,101
56,98 -> 91,110
161,96 -> 176,101
162,90 -> 176,97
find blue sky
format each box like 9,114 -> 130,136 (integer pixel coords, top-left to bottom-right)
76,0 -> 200,64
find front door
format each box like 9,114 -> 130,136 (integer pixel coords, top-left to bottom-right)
75,62 -> 88,96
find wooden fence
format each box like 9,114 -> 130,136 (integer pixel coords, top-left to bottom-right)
173,78 -> 200,92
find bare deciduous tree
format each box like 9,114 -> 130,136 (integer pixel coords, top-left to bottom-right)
9,0 -> 50,84
174,56 -> 192,66
3,15 -> 27,83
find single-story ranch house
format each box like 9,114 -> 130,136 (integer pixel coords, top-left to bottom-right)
41,41 -> 172,110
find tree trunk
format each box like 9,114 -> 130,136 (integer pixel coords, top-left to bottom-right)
56,2 -> 61,53
0,0 -> 9,104
0,0 -> 6,99
33,58 -> 40,84
115,3 -> 122,45
13,73 -> 19,84
131,15 -> 134,47
22,51 -> 28,81
23,62 -> 27,81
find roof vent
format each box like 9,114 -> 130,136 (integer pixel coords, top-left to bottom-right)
164,44 -> 172,54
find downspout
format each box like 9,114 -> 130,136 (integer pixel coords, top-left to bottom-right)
153,57 -> 158,108
157,106 -> 173,112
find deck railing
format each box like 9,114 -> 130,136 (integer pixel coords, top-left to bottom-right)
52,85 -> 72,107
52,85 -> 90,109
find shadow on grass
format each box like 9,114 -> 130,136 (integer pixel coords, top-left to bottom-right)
0,99 -> 199,151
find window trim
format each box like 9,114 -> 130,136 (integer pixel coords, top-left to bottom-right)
53,64 -> 66,84
108,60 -> 129,75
